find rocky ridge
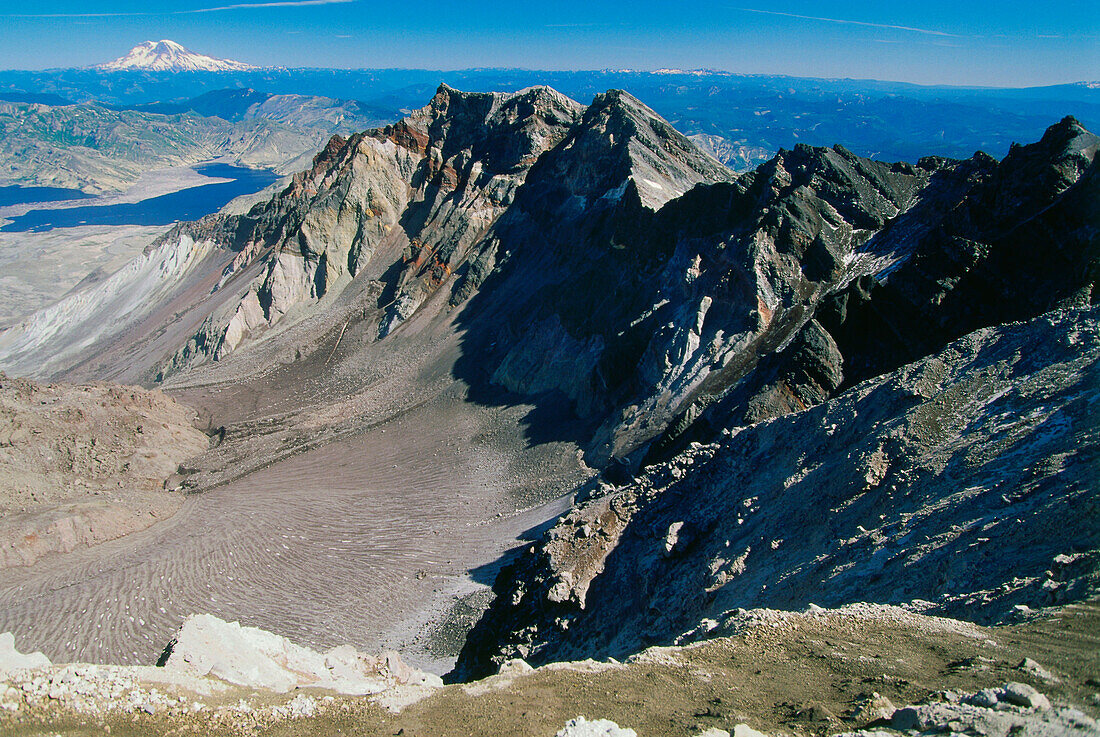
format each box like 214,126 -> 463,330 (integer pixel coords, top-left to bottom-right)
660,115 -> 1100,456
464,127 -> 933,466
3,95 -> 1094,482
151,84 -> 587,376
454,306 -> 1100,679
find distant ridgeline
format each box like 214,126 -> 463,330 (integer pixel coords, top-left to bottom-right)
0,68 -> 1097,171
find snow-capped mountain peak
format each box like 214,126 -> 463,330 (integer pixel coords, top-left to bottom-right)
96,40 -> 257,72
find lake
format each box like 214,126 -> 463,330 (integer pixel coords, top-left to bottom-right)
0,164 -> 279,233
0,185 -> 90,208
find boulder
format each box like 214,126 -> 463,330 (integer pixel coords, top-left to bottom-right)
158,613 -> 438,695
0,632 -> 51,678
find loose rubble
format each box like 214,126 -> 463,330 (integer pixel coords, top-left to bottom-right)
0,613 -> 442,723
877,682 -> 1096,737
458,306 -> 1100,677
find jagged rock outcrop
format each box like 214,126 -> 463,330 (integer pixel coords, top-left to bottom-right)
453,306 -> 1100,679
163,111 -> 1097,473
164,84 -> 584,371
635,117 -> 1098,466
459,133 -> 936,465
820,115 -> 1099,385
877,682 -> 1097,737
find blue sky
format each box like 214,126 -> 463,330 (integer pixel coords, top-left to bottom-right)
0,0 -> 1096,86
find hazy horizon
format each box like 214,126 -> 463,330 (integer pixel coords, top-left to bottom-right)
3,57 -> 1098,92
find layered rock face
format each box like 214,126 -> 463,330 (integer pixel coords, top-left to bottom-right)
456,114 -> 1097,469
454,306 -> 1100,678
464,129 -> 932,465
165,85 -> 741,390
163,84 -> 585,372
644,116 -> 1099,462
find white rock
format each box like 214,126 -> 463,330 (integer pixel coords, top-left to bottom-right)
161,614 -> 386,694
556,715 -> 638,736
1017,657 -> 1058,683
1001,682 -> 1051,710
0,684 -> 23,712
497,658 -> 535,676
0,632 -> 51,678
969,688 -> 1001,708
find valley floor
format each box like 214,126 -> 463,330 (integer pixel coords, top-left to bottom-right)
0,383 -> 588,673
0,161 -> 285,327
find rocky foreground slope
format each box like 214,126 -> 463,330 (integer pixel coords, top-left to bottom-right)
2,602 -> 1098,736
454,306 -> 1100,678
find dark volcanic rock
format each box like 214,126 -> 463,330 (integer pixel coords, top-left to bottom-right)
456,124 -> 937,466
647,116 -> 1099,463
819,115 -> 1099,391
454,306 -> 1100,680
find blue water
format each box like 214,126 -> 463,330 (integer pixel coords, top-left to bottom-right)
0,185 -> 91,208
0,163 -> 279,233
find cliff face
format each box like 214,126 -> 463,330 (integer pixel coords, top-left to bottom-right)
645,116 -> 1100,462
163,84 -> 584,372
454,306 -> 1100,679
441,117 -> 1100,680
462,138 -> 936,466
450,111 -> 1099,675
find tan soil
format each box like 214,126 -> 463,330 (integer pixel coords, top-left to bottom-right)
0,374 -> 209,568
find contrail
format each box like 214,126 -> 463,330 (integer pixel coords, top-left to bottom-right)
5,0 -> 353,17
734,7 -> 962,38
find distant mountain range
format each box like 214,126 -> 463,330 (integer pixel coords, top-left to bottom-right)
96,40 -> 256,73
0,89 -> 391,193
1,67 -> 1096,174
